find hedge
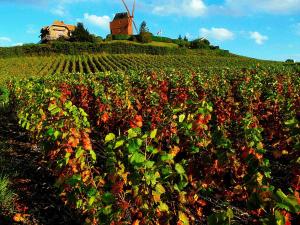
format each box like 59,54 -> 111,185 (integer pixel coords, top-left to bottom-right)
112,34 -> 132,41
0,42 -> 187,58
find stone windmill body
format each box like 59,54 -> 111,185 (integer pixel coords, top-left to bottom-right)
110,0 -> 138,35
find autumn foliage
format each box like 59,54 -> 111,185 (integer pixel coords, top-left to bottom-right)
8,67 -> 300,224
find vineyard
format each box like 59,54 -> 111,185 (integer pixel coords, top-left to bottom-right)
0,63 -> 299,224
0,54 -> 278,85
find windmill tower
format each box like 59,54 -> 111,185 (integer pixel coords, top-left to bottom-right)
110,0 -> 138,35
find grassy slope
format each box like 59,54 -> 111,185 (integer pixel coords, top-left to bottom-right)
145,41 -> 179,48
107,40 -> 179,48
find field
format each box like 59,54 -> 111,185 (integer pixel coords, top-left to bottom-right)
0,53 -> 299,225
0,54 -> 278,85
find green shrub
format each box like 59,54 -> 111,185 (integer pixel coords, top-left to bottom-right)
285,59 -> 295,63
173,39 -> 190,48
210,45 -> 220,50
218,49 -> 230,56
70,23 -> 96,43
138,32 -> 153,43
105,34 -> 113,42
0,174 -> 14,213
190,38 -> 211,49
92,35 -> 103,43
112,34 -> 132,41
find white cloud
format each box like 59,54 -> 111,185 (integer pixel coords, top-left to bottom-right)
13,43 -> 23,46
0,37 -> 12,42
295,23 -> 300,36
51,5 -> 67,16
153,0 -> 207,17
26,25 -> 38,35
225,0 -> 300,14
0,37 -> 12,47
4,0 -> 96,5
200,27 -> 234,41
249,31 -> 268,45
83,13 -> 111,30
50,0 -> 97,16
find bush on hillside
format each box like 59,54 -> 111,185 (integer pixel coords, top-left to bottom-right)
70,23 -> 96,43
218,49 -> 230,56
190,38 -> 211,49
137,21 -> 152,43
112,34 -> 132,41
92,36 -> 103,43
285,59 -> 295,63
138,32 -> 152,43
105,34 -> 113,41
173,39 -> 190,48
210,45 -> 220,50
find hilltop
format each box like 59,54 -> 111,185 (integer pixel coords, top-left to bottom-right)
0,37 -> 231,57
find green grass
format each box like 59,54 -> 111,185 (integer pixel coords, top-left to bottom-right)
0,173 -> 14,213
0,140 -> 15,214
0,87 -> 9,110
145,41 -> 179,48
107,40 -> 178,48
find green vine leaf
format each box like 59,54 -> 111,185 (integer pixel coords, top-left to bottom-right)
114,140 -> 125,149
105,133 -> 115,143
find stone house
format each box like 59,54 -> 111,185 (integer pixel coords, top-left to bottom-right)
40,21 -> 75,42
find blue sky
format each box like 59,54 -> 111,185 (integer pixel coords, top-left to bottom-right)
0,0 -> 300,61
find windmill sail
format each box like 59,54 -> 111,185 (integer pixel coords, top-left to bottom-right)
121,0 -> 132,17
132,0 -> 136,17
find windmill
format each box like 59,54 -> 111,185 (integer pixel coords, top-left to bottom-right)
110,0 -> 138,35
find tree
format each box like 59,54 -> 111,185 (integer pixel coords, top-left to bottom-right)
70,23 -> 95,42
138,21 -> 152,43
139,21 -> 149,34
178,35 -> 182,40
183,36 -> 188,42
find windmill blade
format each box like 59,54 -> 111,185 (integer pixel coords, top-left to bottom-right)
132,0 -> 136,18
121,0 -> 132,17
132,19 -> 138,33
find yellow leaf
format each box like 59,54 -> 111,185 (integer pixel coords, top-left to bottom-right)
13,213 -> 29,222
155,183 -> 166,194
178,211 -> 189,225
257,142 -> 264,150
132,219 -> 140,225
282,150 -> 289,155
179,192 -> 187,204
158,202 -> 169,212
152,190 -> 161,203
257,172 -> 264,185
170,145 -> 180,157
